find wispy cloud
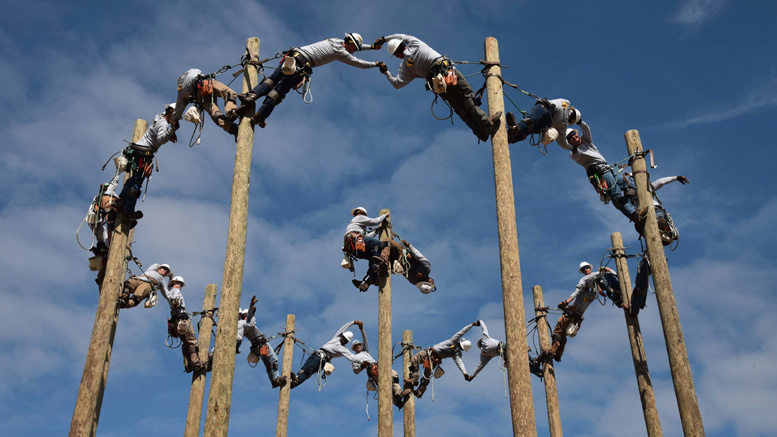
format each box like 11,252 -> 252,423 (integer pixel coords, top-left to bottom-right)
672,0 -> 727,28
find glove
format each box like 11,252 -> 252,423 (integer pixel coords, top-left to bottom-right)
473,320 -> 481,326
558,301 -> 568,310
378,62 -> 388,74
172,121 -> 180,130
464,374 -> 473,381
372,37 -> 386,50
169,131 -> 178,143
678,176 -> 690,185
355,320 -> 363,328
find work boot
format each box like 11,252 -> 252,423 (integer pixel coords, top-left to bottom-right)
251,113 -> 266,128
477,132 -> 490,142
237,91 -> 259,104
507,125 -> 522,143
506,111 -> 517,127
235,102 -> 255,118
352,279 -> 370,292
486,111 -> 502,136
414,384 -> 427,399
271,375 -> 288,388
371,256 -> 389,274
132,210 -> 144,220
289,372 -> 299,389
228,123 -> 239,142
225,109 -> 239,124
529,356 -> 544,378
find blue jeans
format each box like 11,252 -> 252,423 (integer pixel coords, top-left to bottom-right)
296,352 -> 327,385
250,66 -> 305,120
253,345 -> 280,382
119,170 -> 145,213
512,103 -> 552,142
613,173 -> 638,217
353,235 -> 381,261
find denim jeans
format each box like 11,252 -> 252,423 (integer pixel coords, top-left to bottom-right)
514,103 -> 552,141
601,169 -> 636,217
250,66 -> 305,120
296,352 -> 326,385
119,171 -> 145,213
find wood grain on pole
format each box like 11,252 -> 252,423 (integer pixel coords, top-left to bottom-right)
276,314 -> 295,437
484,37 -> 537,436
203,37 -> 260,437
610,233 -> 663,437
185,284 -> 218,437
625,130 -> 704,436
70,119 -> 147,437
402,330 -> 415,437
532,286 -> 562,437
377,208 -> 393,437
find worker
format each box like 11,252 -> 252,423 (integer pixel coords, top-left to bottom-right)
119,263 -> 172,309
349,324 -> 412,408
630,256 -> 651,316
373,34 -> 501,142
399,240 -> 436,294
236,308 -> 287,388
118,103 -> 179,214
540,262 -> 616,363
621,174 -> 689,245
407,322 -> 475,398
466,320 -> 506,381
343,207 -> 401,291
171,68 -> 239,140
163,276 -> 205,372
290,320 -> 360,388
564,123 -> 637,220
505,98 -> 582,148
235,33 -> 379,128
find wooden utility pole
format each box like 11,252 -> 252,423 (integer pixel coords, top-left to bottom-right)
203,37 -> 260,437
610,233 -> 663,437
185,284 -> 218,437
625,130 -> 704,436
402,330 -> 415,437
377,208 -> 393,437
276,314 -> 295,437
532,286 -> 562,437
70,119 -> 147,437
484,36 -> 537,436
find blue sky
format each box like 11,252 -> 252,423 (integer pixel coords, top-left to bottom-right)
1,0 -> 776,436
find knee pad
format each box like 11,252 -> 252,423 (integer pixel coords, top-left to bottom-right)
266,90 -> 282,104
262,77 -> 275,88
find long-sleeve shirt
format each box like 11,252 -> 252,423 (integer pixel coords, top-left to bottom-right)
471,320 -> 503,378
319,321 -> 356,361
381,34 -> 443,89
133,112 -> 176,153
568,121 -> 607,170
161,285 -> 185,309
298,39 -> 376,69
136,263 -> 169,295
431,323 -> 476,375
344,214 -> 388,237
549,98 -> 576,150
568,272 -> 605,315
406,243 -> 432,285
351,328 -> 374,373
236,316 -> 267,347
172,68 -> 202,123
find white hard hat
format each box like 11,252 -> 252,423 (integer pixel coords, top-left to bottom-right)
568,106 -> 581,124
342,331 -> 354,342
566,128 -> 578,140
171,276 -> 185,286
459,339 -> 472,352
345,32 -> 363,50
239,307 -> 248,315
165,102 -> 176,111
579,261 -> 592,273
352,206 -> 367,216
387,39 -> 403,56
159,264 -> 171,271
417,281 -> 436,294
351,339 -> 362,349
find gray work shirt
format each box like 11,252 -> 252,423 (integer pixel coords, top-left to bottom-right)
406,243 -> 432,285
236,316 -> 267,346
136,263 -> 169,295
568,121 -> 607,170
568,272 -> 606,315
344,214 -> 388,237
381,34 -> 443,89
319,321 -> 356,361
549,98 -> 576,150
298,38 -> 376,69
471,320 -> 504,378
134,112 -> 175,153
431,323 -> 475,375
172,68 -> 202,124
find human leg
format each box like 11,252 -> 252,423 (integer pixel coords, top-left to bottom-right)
178,318 -> 203,372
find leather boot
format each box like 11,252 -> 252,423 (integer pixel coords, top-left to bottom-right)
271,375 -> 288,388
251,113 -> 266,128
238,91 -> 259,104
506,111 -> 517,127
486,111 -> 502,136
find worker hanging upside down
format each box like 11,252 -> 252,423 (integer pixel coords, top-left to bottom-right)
505,98 -> 582,148
349,323 -> 412,409
118,103 -> 179,215
119,263 -> 172,309
235,33 -> 380,128
163,276 -> 205,372
618,174 -> 689,246
372,34 -> 501,142
171,68 -> 240,140
564,123 -> 638,221
290,320 -> 360,389
236,307 -> 287,388
466,320 -> 506,381
342,207 -> 402,292
407,322 -> 475,398
535,262 -> 616,367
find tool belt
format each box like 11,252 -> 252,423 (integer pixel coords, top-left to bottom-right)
343,232 -> 366,254
315,350 -> 333,363
124,146 -> 154,177
563,310 -> 584,322
425,57 -> 456,94
170,306 -> 189,321
367,362 -> 379,380
586,164 -> 612,194
425,57 -> 454,81
167,318 -> 179,338
283,48 -> 313,75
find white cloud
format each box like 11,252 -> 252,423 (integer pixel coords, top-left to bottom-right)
673,0 -> 727,27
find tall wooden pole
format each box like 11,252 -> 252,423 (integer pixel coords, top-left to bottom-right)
625,130 -> 704,436
402,330 -> 415,437
377,208 -> 393,437
185,284 -> 218,437
276,314 -> 295,437
203,37 -> 260,437
484,36 -> 536,436
70,119 -> 147,437
610,233 -> 663,437
532,286 -> 562,437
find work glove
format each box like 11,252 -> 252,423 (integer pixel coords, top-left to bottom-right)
464,374 -> 473,381
378,62 -> 388,74
355,320 -> 363,328
169,131 -> 178,143
677,176 -> 690,184
473,320 -> 481,326
172,121 -> 180,130
558,301 -> 568,310
372,37 -> 386,50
